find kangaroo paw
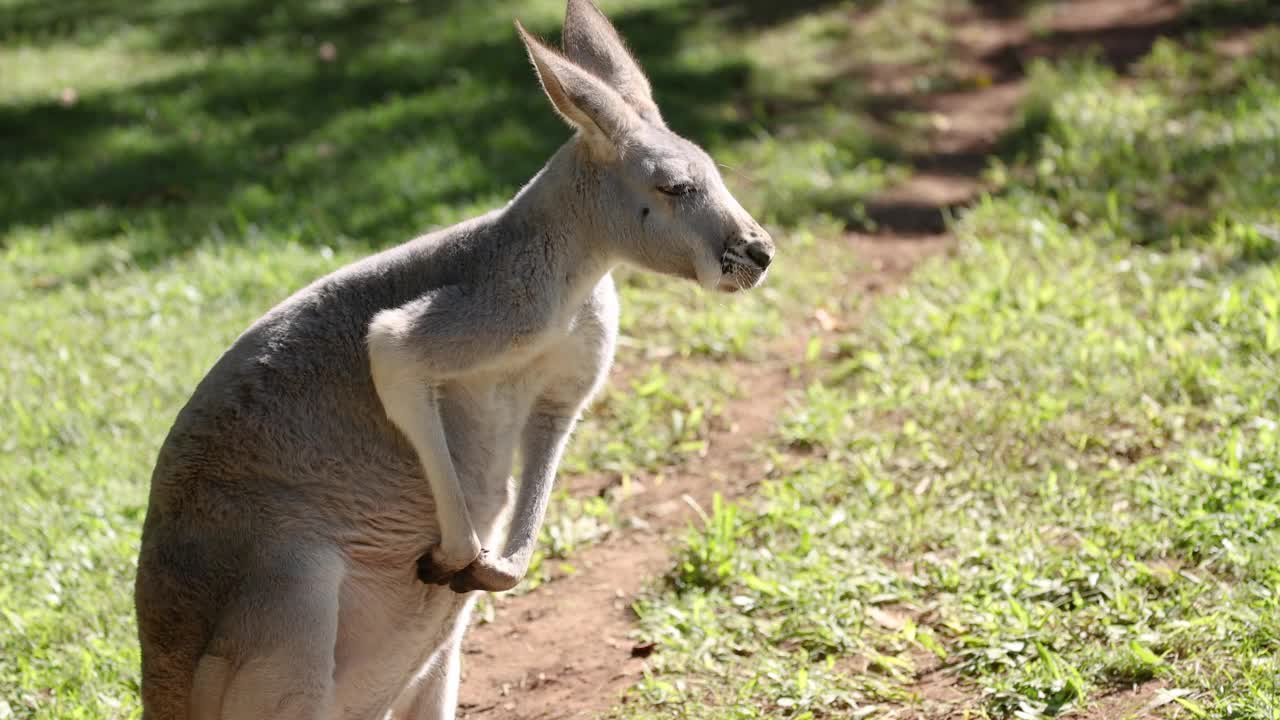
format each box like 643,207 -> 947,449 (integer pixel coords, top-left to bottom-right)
416,545 -> 482,585
448,553 -> 523,593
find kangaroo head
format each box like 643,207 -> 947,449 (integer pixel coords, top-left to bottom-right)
516,0 -> 775,293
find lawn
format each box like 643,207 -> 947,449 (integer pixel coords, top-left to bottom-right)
2,0 -> 1279,718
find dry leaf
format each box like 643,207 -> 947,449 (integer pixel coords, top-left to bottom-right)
866,606 -> 907,630
813,308 -> 838,331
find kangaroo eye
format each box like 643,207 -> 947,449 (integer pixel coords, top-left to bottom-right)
657,183 -> 697,197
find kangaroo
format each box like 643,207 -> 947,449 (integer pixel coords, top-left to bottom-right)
134,2 -> 775,718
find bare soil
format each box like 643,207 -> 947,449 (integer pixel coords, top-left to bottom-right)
458,2 -> 1213,717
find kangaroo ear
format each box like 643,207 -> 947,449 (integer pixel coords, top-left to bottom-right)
517,20 -> 638,152
562,0 -> 663,126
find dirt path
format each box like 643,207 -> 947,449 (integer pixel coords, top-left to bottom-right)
457,1 -> 1199,718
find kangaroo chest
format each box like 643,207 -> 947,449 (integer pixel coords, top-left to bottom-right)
437,374 -> 539,491
435,330 -> 584,528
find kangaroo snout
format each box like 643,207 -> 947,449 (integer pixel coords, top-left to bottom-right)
727,225 -> 775,269
744,239 -> 773,269
719,225 -> 775,292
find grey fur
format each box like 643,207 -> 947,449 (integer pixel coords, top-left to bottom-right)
134,3 -> 775,718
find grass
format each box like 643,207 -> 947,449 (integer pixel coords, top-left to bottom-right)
618,27 -> 1280,720
4,1 -> 1279,719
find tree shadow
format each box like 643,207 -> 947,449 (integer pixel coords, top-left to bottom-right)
8,0 -> 1264,261
4,0 -> 859,270
987,0 -> 1278,162
702,0 -> 876,29
981,0 -> 1274,77
1,0 -> 460,49
968,0 -> 1044,19
811,0 -> 1278,235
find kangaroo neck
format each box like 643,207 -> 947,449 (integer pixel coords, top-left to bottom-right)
497,138 -> 618,306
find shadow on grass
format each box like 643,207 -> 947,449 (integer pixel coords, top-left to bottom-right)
703,0 -> 876,28
992,0 -> 1279,161
980,0 -> 1277,79
860,0 -> 1278,233
0,0 -> 855,271
11,0 -> 1258,262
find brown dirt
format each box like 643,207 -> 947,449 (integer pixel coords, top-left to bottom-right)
886,666 -> 1170,720
458,1 -> 1222,718
1085,682 -> 1172,720
885,655 -> 977,720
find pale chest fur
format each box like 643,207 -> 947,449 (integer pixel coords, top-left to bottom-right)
437,294 -> 617,539
344,275 -> 618,570
330,283 -> 618,706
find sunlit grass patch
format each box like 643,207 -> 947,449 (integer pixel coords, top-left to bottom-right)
0,40 -> 201,106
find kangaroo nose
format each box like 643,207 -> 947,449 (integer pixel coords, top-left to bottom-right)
744,240 -> 773,269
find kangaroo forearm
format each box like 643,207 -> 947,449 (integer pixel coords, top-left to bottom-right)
503,413 -> 576,561
367,331 -> 481,572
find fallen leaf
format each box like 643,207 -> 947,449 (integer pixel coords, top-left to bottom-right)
813,308 -> 838,331
867,606 -> 908,630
